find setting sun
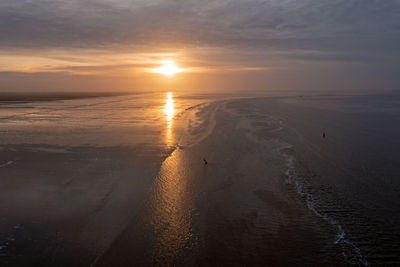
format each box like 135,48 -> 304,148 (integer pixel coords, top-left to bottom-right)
152,60 -> 183,76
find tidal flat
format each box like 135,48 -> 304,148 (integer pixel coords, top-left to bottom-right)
1,93 -> 400,266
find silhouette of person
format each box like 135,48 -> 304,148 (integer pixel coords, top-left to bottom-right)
323,132 -> 326,138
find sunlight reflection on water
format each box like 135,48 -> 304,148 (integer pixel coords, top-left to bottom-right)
148,150 -> 194,264
164,92 -> 175,146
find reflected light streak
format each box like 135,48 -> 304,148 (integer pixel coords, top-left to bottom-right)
164,92 -> 175,145
144,149 -> 195,265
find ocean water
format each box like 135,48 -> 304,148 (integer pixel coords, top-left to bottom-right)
0,93 -> 399,266
227,94 -> 400,266
0,92 -> 214,147
0,92 -> 214,266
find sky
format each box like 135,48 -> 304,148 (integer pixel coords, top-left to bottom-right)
0,0 -> 399,94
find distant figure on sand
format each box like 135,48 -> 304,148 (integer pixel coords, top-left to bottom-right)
203,158 -> 208,166
323,132 -> 326,138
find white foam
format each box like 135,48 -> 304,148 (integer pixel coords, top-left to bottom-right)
0,161 -> 13,168
284,155 -> 369,266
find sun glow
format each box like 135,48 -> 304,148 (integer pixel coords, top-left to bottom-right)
153,61 -> 183,76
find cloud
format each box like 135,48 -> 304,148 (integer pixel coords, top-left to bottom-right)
1,0 -> 400,92
0,0 -> 399,51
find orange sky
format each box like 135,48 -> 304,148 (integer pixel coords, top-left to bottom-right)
0,0 -> 399,94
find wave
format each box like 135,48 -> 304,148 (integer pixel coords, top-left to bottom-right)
284,155 -> 369,266
0,161 -> 13,168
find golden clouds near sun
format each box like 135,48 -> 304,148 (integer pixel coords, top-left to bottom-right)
152,60 -> 183,76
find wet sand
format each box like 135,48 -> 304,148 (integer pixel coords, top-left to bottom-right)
97,101 -> 345,266
0,93 -> 202,266
0,145 -> 168,266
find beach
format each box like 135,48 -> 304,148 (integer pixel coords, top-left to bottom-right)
1,93 -> 400,266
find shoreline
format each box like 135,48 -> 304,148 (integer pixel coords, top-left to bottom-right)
97,98 -> 347,266
0,92 -> 138,103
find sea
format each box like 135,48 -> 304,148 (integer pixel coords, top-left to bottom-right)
0,92 -> 399,266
